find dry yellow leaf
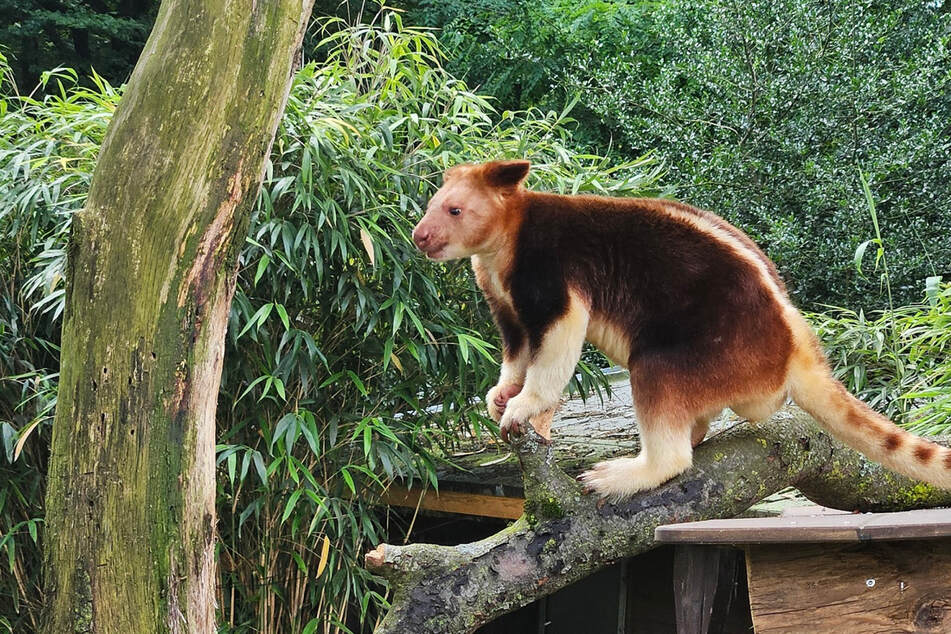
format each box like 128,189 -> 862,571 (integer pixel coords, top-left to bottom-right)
390,352 -> 404,374
13,418 -> 42,462
316,535 -> 331,579
359,227 -> 375,267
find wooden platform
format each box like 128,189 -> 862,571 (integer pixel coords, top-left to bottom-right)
656,506 -> 951,633
655,507 -> 951,544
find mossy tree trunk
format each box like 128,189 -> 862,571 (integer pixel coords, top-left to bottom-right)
366,409 -> 951,633
42,0 -> 314,631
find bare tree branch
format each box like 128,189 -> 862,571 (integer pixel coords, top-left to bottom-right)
367,408 -> 951,633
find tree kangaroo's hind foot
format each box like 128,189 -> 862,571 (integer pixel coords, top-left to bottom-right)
579,417 -> 694,500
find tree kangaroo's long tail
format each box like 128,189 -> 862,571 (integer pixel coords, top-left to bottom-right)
786,315 -> 951,489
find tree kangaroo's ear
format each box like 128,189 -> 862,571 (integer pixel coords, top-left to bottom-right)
482,160 -> 530,189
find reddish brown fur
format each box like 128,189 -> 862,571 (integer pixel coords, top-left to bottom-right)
847,403 -> 868,428
883,433 -> 903,452
511,190 -> 793,424
915,444 -> 936,463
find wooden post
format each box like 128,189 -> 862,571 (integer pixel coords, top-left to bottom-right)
673,545 -> 721,634
658,507 -> 951,633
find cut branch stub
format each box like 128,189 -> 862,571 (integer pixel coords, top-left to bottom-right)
514,428 -> 588,523
365,542 -> 467,586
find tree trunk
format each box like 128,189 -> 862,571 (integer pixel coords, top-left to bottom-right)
41,0 -> 314,631
366,408 -> 951,633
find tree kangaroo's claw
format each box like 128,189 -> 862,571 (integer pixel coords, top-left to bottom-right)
500,419 -> 526,443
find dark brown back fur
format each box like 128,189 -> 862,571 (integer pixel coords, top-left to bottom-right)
506,192 -> 793,415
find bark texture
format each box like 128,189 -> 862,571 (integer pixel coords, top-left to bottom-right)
367,408 -> 951,633
41,0 -> 315,631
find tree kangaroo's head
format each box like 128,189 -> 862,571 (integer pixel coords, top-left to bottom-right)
412,160 -> 529,261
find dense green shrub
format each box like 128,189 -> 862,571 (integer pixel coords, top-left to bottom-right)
810,281 -> 951,436
0,14 -> 659,633
0,0 -> 365,89
402,0 -> 651,149
417,0 -> 951,309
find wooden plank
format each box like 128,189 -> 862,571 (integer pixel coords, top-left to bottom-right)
381,485 -> 524,520
655,508 -> 951,544
657,515 -> 865,544
746,540 -> 951,633
673,545 -> 720,634
859,508 -> 951,541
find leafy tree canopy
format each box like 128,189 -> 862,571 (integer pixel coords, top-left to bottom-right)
0,0 -> 158,89
409,0 -> 951,308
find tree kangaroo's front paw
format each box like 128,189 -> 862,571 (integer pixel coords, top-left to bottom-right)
498,393 -> 548,442
486,383 -> 522,422
499,415 -> 528,443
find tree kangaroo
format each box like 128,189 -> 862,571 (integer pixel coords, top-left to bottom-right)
412,160 -> 951,499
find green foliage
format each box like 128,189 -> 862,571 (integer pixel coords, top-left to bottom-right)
0,0 -> 433,91
808,178 -> 951,436
402,0 -> 650,148
0,13 -> 659,633
0,0 -> 159,89
810,280 -> 951,436
419,0 -> 951,309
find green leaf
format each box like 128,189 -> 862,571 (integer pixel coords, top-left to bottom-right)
227,451 -> 237,485
292,551 -> 308,574
340,468 -> 356,495
274,303 -> 290,331
254,254 -> 270,286
252,451 -> 268,486
271,412 -> 296,452
237,303 -> 274,339
925,276 -> 942,305
281,489 -> 302,524
236,375 -> 268,402
854,240 -> 875,276
346,371 -> 368,396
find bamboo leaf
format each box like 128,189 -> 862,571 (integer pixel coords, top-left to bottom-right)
252,451 -> 268,486
359,226 -> 375,267
13,417 -> 42,461
274,302 -> 290,331
254,254 -> 270,286
281,489 -> 302,524
316,535 -> 331,579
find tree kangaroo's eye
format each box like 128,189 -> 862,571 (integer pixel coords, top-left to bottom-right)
448,207 -> 462,216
